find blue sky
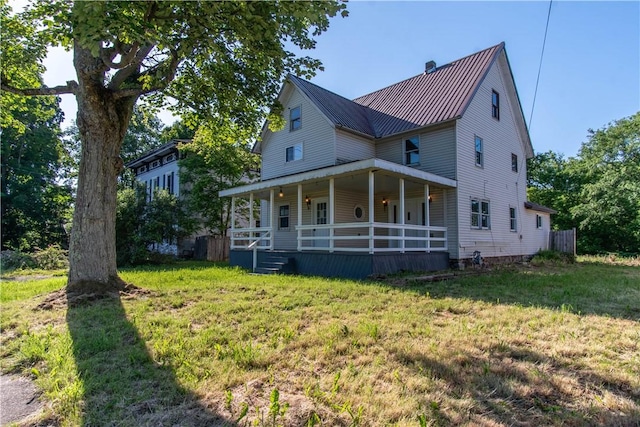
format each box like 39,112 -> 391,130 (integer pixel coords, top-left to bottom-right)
41,1 -> 639,158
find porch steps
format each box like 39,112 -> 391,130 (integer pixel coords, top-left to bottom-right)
254,256 -> 296,275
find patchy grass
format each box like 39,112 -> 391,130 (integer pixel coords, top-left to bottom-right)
1,259 -> 638,426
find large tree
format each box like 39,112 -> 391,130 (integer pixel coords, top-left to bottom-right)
1,1 -> 347,294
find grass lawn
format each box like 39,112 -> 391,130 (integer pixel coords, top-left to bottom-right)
1,256 -> 639,426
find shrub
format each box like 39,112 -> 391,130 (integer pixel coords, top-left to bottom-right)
531,249 -> 576,265
31,246 -> 69,270
0,250 -> 36,271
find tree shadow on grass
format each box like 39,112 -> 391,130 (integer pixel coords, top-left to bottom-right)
396,263 -> 640,320
66,291 -> 234,426
392,343 -> 640,426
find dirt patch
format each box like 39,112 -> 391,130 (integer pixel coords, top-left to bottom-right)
35,283 -> 154,311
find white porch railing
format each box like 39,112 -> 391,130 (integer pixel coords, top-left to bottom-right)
230,228 -> 273,272
296,222 -> 447,253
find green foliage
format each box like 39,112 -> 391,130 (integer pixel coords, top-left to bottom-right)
531,250 -> 576,266
116,185 -> 194,266
527,112 -> 640,254
0,246 -> 68,272
180,122 -> 260,235
0,95 -> 73,251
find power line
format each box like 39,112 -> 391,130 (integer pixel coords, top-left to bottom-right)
529,0 -> 553,132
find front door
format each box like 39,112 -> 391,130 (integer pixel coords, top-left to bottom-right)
313,198 -> 329,247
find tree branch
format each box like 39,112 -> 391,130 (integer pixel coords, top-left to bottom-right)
108,44 -> 155,90
1,80 -> 78,96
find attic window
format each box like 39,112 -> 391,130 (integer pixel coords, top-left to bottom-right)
165,154 -> 176,163
137,166 -> 147,174
286,143 -> 302,162
290,106 -> 301,131
150,160 -> 161,169
492,90 -> 500,120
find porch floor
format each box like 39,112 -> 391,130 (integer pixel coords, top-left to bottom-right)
230,250 -> 449,280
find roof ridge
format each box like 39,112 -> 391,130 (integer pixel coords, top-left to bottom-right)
353,42 -> 505,104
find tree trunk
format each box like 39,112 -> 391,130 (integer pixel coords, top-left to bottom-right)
67,43 -> 136,295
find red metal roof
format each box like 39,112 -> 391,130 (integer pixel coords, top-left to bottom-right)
287,43 -> 505,139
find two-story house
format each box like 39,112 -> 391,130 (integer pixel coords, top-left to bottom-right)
220,43 -> 554,278
126,140 -> 189,255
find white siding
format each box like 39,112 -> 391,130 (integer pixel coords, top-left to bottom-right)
521,210 -> 551,253
335,130 -> 375,163
455,52 -> 532,260
421,126 -> 456,180
375,125 -> 456,180
135,160 -> 181,198
261,85 -> 336,180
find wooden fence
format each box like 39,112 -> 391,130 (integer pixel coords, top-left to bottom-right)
194,236 -> 230,261
549,228 -> 576,256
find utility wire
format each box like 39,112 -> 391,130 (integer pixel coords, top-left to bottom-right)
529,0 -> 553,132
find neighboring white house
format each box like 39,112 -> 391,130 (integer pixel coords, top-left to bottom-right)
126,140 -> 192,256
220,43 -> 555,278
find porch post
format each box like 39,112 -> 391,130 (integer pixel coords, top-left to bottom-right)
329,178 -> 335,253
368,170 -> 375,254
297,184 -> 302,251
270,188 -> 275,250
399,178 -> 405,253
424,184 -> 430,252
249,193 -> 254,246
231,196 -> 236,232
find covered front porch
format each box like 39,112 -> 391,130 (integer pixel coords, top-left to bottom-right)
219,158 -> 457,276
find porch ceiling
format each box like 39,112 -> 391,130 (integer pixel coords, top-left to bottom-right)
219,158 -> 457,198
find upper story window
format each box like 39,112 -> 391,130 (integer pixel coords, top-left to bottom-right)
137,166 -> 147,174
475,136 -> 483,167
511,153 -> 518,172
404,135 -> 420,165
471,199 -> 490,229
510,207 -> 517,232
536,214 -> 542,229
492,90 -> 500,120
289,106 -> 301,131
279,205 -> 290,229
164,153 -> 176,163
150,160 -> 161,169
286,143 -> 303,162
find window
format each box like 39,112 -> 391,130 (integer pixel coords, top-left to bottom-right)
353,205 -> 364,221
404,135 -> 420,165
165,154 -> 175,163
492,90 -> 500,120
511,153 -> 518,172
167,172 -> 175,195
286,144 -> 303,162
289,106 -> 301,131
279,205 -> 290,229
137,166 -> 147,174
536,214 -> 542,229
471,199 -> 490,229
475,136 -> 483,167
151,160 -> 160,169
510,207 -> 517,232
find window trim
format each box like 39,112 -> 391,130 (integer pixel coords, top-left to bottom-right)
289,105 -> 301,132
509,207 -> 517,232
536,214 -> 542,229
511,153 -> 518,172
492,90 -> 500,120
404,135 -> 420,166
471,198 -> 491,230
278,204 -> 290,230
285,143 -> 303,162
475,136 -> 484,167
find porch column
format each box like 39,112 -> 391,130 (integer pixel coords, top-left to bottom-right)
329,178 -> 335,253
270,189 -> 275,250
231,196 -> 236,231
368,170 -> 375,254
399,178 -> 405,253
297,184 -> 303,251
424,184 -> 430,252
249,193 -> 254,246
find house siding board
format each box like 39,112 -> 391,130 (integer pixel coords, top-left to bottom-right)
455,52 -> 531,260
420,126 -> 456,179
261,87 -> 336,180
335,130 -> 375,163
375,139 -> 402,164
